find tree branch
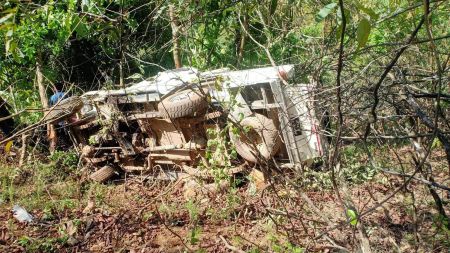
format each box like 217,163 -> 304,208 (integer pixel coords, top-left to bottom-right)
363,17 -> 425,140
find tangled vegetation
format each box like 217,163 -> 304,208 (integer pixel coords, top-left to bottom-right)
0,0 -> 449,252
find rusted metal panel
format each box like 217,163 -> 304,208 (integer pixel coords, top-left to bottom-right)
59,65 -> 326,183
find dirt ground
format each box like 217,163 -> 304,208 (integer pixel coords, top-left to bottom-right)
1,155 -> 449,252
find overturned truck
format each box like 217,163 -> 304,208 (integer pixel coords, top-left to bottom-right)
48,65 -> 325,182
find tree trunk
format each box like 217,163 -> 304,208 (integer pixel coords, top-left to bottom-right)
36,53 -> 48,109
237,14 -> 248,66
36,53 -> 57,152
169,5 -> 182,69
19,133 -> 29,167
403,92 -> 450,170
119,0 -> 125,88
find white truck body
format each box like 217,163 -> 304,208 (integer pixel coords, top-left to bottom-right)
81,65 -> 324,165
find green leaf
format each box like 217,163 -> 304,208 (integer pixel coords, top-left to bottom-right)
270,0 -> 278,15
8,40 -> 17,54
346,209 -> 358,226
0,23 -> 14,31
75,22 -> 89,37
355,1 -> 379,20
5,38 -> 12,53
238,112 -> 244,121
189,226 -> 201,244
315,3 -> 337,22
1,7 -> 17,14
431,138 -> 442,150
12,47 -> 24,62
127,18 -> 138,32
356,18 -> 371,48
126,73 -> 143,80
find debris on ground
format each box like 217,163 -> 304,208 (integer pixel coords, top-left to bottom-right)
12,205 -> 33,223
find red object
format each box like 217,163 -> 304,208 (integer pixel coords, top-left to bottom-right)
278,70 -> 288,81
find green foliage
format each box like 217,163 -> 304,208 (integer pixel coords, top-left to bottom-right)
204,123 -> 236,183
315,3 -> 337,22
0,166 -> 16,203
341,145 -> 377,184
186,199 -> 200,224
86,182 -> 108,207
346,208 -> 358,226
299,145 -> 377,189
0,0 -> 445,129
17,235 -> 67,253
49,150 -> 79,170
0,1 -> 448,251
158,202 -> 178,221
354,1 -> 379,20
268,234 -> 304,253
0,154 -> 82,214
189,225 -> 201,245
432,214 -> 450,234
356,18 -> 371,48
1,1 -> 76,61
431,137 -> 442,150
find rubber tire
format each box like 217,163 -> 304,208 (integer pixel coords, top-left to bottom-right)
158,89 -> 208,118
89,166 -> 115,183
46,96 -> 83,124
230,114 -> 281,163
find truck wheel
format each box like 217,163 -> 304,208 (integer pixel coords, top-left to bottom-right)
230,114 -> 281,163
89,166 -> 115,183
45,96 -> 83,124
158,89 -> 208,118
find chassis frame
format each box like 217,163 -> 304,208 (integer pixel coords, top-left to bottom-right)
54,65 -> 325,180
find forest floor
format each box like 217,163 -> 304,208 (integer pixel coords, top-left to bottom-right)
0,150 -> 449,252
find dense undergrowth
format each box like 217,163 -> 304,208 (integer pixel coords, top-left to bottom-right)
0,144 -> 449,252
0,0 -> 449,251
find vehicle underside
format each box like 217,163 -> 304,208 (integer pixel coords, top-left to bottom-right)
47,65 -> 324,182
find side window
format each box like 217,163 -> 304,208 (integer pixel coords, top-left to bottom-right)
290,117 -> 302,136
